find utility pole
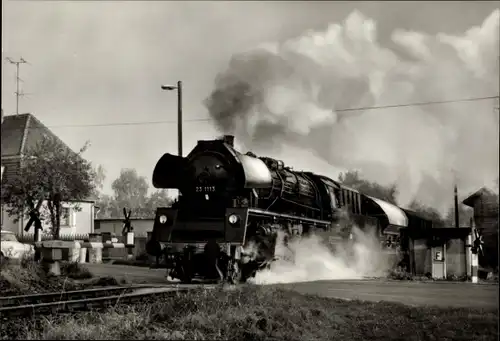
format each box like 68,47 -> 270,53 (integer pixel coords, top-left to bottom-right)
451,168 -> 460,229
5,57 -> 29,115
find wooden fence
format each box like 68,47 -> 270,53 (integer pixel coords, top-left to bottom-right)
15,232 -> 149,243
16,233 -> 91,243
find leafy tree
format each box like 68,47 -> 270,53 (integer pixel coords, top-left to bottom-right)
95,168 -> 173,219
1,137 -> 95,239
95,193 -> 120,219
338,170 -> 398,204
111,169 -> 149,215
145,189 -> 173,216
407,200 -> 443,223
91,164 -> 106,199
444,203 -> 474,228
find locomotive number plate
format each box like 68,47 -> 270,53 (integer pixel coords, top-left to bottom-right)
196,186 -> 216,192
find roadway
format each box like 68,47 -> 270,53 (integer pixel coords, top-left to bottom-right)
85,263 -> 499,309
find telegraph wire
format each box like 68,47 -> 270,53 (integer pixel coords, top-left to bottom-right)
334,95 -> 499,114
1,95 -> 498,131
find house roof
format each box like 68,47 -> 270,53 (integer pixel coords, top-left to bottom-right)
1,113 -> 73,157
1,113 -> 77,185
1,113 -> 28,156
462,187 -> 499,207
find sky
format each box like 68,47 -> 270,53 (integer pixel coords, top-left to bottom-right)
2,1 -> 499,206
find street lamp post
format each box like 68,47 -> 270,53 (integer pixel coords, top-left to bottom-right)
454,183 -> 459,229
161,81 -> 183,157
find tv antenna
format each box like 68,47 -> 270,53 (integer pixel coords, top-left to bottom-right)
5,57 -> 30,115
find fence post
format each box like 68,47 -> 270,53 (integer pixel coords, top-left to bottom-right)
101,232 -> 111,260
34,230 -> 42,262
126,232 -> 134,260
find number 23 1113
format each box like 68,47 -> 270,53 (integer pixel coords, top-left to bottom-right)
196,186 -> 216,192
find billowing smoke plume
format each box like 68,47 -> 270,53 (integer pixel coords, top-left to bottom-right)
206,10 -> 500,213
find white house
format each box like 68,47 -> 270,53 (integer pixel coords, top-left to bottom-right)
1,112 -> 96,236
1,200 -> 96,236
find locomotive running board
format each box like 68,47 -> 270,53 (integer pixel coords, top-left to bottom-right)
247,208 -> 331,227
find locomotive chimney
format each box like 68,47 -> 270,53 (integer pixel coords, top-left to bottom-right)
223,135 -> 234,147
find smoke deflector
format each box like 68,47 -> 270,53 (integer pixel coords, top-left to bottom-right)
152,153 -> 188,189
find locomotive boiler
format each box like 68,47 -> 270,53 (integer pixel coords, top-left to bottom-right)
146,135 -> 383,283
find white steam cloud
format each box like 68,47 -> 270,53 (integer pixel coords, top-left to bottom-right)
251,226 -> 393,285
206,10 -> 500,214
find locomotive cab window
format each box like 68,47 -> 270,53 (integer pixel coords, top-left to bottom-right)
353,194 -> 360,214
342,189 -> 350,210
333,188 -> 342,208
329,189 -> 338,209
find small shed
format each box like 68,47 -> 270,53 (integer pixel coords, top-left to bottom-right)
400,209 -> 472,279
462,187 -> 499,270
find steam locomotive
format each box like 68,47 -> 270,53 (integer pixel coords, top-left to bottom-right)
146,135 -> 407,283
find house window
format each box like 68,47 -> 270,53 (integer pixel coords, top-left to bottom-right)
60,207 -> 70,226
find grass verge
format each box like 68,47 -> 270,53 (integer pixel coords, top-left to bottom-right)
1,285 -> 497,341
0,259 -> 122,296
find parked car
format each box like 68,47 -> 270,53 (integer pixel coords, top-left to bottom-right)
0,230 -> 35,263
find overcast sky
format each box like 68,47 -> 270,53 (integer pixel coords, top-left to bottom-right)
2,1 -> 498,195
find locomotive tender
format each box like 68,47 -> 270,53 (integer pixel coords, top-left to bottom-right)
146,135 -> 405,283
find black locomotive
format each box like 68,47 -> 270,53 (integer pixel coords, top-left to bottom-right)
146,135 -> 414,283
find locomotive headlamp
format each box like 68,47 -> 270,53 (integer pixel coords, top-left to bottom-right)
159,215 -> 168,224
228,214 -> 239,225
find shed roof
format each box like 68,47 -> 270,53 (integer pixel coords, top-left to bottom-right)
462,187 -> 499,207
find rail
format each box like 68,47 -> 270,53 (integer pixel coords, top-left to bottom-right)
0,285 -> 155,308
0,285 -> 213,318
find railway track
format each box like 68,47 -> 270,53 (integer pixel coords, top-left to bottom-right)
0,284 -> 213,318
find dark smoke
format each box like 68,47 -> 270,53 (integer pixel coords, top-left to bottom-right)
205,10 -> 500,214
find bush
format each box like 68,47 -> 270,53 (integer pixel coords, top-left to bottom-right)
388,268 -> 472,282
59,262 -> 93,279
135,252 -> 149,262
445,274 -> 468,282
0,259 -> 94,296
387,267 -> 414,280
